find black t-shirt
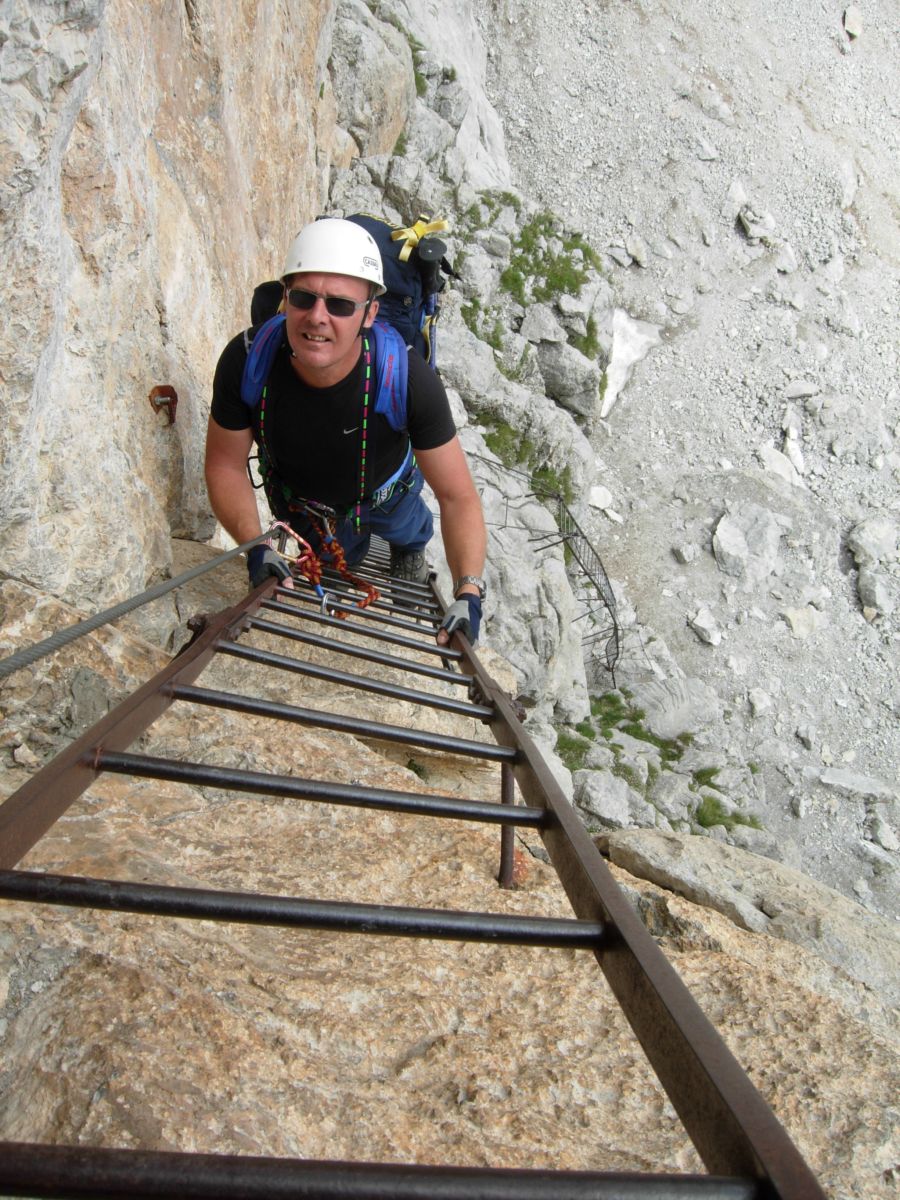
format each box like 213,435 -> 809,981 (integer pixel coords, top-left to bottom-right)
211,325 -> 457,510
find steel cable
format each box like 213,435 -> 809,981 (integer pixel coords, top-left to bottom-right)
0,533 -> 270,681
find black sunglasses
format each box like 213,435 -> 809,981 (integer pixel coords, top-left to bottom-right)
286,288 -> 369,318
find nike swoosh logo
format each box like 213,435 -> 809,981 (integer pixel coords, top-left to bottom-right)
343,426 -> 359,434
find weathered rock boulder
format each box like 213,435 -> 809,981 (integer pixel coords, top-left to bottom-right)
329,0 -> 415,157
604,829 -> 900,1006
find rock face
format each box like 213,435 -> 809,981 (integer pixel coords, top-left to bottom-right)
604,829 -> 900,1006
0,0 -> 337,608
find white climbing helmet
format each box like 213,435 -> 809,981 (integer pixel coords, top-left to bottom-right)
281,218 -> 386,295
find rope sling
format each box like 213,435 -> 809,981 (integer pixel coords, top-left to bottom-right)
266,519 -> 379,614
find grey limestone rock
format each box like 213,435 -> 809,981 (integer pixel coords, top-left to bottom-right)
519,303 -> 567,344
647,772 -> 695,822
712,503 -> 789,584
630,676 -> 721,740
605,831 -> 900,1002
534,340 -> 602,418
573,770 -> 646,831
847,515 -> 898,566
688,607 -> 722,646
819,768 -> 896,802
330,0 -> 416,158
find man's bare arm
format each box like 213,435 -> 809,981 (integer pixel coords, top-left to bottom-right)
204,418 -> 262,544
415,437 -> 486,588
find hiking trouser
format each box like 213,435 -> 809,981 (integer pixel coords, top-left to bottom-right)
276,466 -> 433,567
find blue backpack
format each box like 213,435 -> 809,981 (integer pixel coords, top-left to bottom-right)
345,214 -> 451,366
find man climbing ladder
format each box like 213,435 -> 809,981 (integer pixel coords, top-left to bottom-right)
204,217 -> 487,645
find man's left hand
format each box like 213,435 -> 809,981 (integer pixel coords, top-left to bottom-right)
437,595 -> 482,646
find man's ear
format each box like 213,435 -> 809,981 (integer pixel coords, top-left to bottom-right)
364,298 -> 379,327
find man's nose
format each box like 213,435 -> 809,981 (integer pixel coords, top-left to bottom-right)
306,295 -> 330,320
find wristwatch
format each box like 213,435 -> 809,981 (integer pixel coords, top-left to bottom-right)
455,575 -> 486,599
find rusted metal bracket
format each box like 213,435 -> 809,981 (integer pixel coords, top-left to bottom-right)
148,384 -> 177,424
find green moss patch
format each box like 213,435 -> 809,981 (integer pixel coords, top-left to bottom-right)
694,795 -> 762,832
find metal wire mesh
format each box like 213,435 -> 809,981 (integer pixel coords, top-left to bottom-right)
529,490 -> 621,681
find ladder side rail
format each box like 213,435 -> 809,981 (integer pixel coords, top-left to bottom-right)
437,587 -> 825,1200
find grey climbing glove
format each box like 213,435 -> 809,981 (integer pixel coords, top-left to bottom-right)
247,545 -> 292,589
439,595 -> 482,644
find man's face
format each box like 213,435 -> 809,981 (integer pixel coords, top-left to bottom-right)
283,271 -> 378,386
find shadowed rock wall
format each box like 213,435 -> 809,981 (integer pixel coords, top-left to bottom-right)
0,0 -> 338,607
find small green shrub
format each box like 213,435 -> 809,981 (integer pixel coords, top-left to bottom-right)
534,257 -> 588,303
575,720 -> 596,741
691,767 -> 723,792
694,795 -> 730,828
556,730 -> 592,772
499,265 -> 526,305
570,315 -> 600,359
495,190 -> 523,213
694,795 -> 762,832
481,419 -> 527,468
530,462 -> 574,504
563,231 -> 603,272
591,691 -> 629,735
463,202 -> 483,228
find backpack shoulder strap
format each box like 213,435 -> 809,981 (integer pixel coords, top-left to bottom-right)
240,314 -> 286,409
371,320 -> 409,432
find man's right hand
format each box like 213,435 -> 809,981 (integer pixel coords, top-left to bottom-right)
247,545 -> 293,589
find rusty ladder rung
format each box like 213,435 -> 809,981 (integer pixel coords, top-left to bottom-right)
97,750 -> 542,826
169,683 -> 516,761
0,1141 -> 765,1200
262,595 -> 463,658
0,869 -> 599,946
217,640 -> 493,718
246,614 -> 473,685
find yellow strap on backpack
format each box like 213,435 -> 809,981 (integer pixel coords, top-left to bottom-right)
391,216 -> 450,262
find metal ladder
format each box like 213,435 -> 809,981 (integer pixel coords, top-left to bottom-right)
0,543 -> 824,1199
